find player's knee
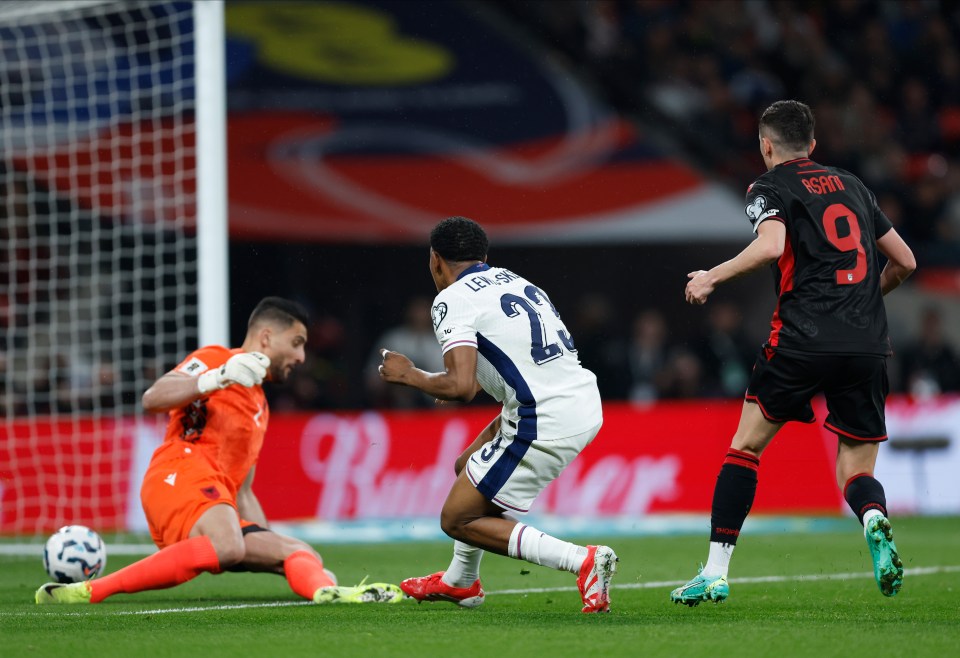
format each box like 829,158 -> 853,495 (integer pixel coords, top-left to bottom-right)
738,445 -> 764,458
439,509 -> 467,542
211,535 -> 246,568
836,466 -> 874,489
283,537 -> 315,559
730,437 -> 765,457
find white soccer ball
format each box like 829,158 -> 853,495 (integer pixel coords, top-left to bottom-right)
43,525 -> 107,583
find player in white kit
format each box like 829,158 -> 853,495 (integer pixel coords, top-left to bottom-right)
379,216 -> 618,613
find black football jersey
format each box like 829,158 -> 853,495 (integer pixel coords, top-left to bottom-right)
744,157 -> 894,355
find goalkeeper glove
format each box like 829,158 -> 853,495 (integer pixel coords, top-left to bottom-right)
197,352 -> 270,394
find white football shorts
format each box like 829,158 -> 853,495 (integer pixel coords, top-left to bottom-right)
464,421 -> 602,513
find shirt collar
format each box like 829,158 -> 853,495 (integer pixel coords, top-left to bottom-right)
456,262 -> 491,281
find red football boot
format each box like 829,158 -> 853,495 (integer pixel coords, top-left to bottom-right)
399,571 -> 485,608
577,545 -> 618,613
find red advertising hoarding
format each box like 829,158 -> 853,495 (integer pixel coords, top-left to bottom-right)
1,418 -> 134,533
21,399 -> 953,534
253,401 -> 843,523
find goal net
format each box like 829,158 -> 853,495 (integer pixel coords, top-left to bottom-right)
1,0 -> 220,535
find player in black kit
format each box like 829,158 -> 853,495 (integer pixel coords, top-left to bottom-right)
671,100 -> 916,606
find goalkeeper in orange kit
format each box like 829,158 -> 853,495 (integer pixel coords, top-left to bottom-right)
36,297 -> 401,605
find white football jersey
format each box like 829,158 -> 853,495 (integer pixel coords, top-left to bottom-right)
432,263 -> 602,440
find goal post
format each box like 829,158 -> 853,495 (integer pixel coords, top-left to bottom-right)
195,0 -> 229,348
0,0 -> 227,536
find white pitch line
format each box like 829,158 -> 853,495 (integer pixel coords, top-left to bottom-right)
0,544 -> 157,556
5,600 -> 314,617
490,564 -> 960,595
4,565 -> 958,617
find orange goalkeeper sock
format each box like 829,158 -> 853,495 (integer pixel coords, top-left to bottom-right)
284,550 -> 335,600
88,535 -> 220,603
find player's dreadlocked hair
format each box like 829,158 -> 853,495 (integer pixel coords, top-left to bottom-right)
759,100 -> 815,152
248,296 -> 309,330
430,216 -> 489,263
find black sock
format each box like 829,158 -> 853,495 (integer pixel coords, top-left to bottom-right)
709,450 -> 760,545
843,473 -> 887,525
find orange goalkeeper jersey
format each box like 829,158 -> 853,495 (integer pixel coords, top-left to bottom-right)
152,345 -> 269,498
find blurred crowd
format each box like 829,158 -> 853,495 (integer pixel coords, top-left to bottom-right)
271,0 -> 960,409
499,0 -> 960,263
6,0 -> 960,417
5,270 -> 957,414
265,294 -> 960,411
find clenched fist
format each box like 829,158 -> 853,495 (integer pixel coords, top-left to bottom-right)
378,348 -> 415,385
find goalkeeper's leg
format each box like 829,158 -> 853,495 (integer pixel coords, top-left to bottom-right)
238,530 -> 336,598
86,535 -> 221,602
38,504 -> 240,604
88,504 -> 241,602
240,530 -> 401,604
37,533 -> 224,604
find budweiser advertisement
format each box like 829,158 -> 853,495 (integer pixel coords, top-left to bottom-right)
251,402 -> 843,522
4,399 -> 958,534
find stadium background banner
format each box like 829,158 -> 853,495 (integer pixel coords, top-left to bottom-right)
6,399 -> 959,534
219,0 -> 746,244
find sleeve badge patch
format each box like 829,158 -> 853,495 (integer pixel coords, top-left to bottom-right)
745,195 -> 767,220
177,357 -> 209,377
432,302 -> 448,329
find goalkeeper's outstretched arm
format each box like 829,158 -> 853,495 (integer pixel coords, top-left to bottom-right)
142,351 -> 270,413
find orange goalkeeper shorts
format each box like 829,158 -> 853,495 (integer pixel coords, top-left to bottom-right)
140,443 -> 239,549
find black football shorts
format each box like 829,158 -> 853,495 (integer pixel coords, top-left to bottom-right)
745,346 -> 889,441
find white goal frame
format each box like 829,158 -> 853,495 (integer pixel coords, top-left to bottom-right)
0,0 -> 227,535
194,0 -> 228,347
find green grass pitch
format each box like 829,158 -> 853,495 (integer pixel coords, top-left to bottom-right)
2,516 -> 958,657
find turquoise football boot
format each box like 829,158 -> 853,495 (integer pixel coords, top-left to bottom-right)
670,566 -> 729,607
865,514 -> 903,597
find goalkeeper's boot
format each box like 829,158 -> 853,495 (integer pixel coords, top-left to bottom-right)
35,581 -> 92,604
313,577 -> 403,604
670,566 -> 729,607
865,514 -> 903,597
577,545 -> 619,613
398,571 -> 485,608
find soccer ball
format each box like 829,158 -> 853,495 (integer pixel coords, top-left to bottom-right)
43,525 -> 107,583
